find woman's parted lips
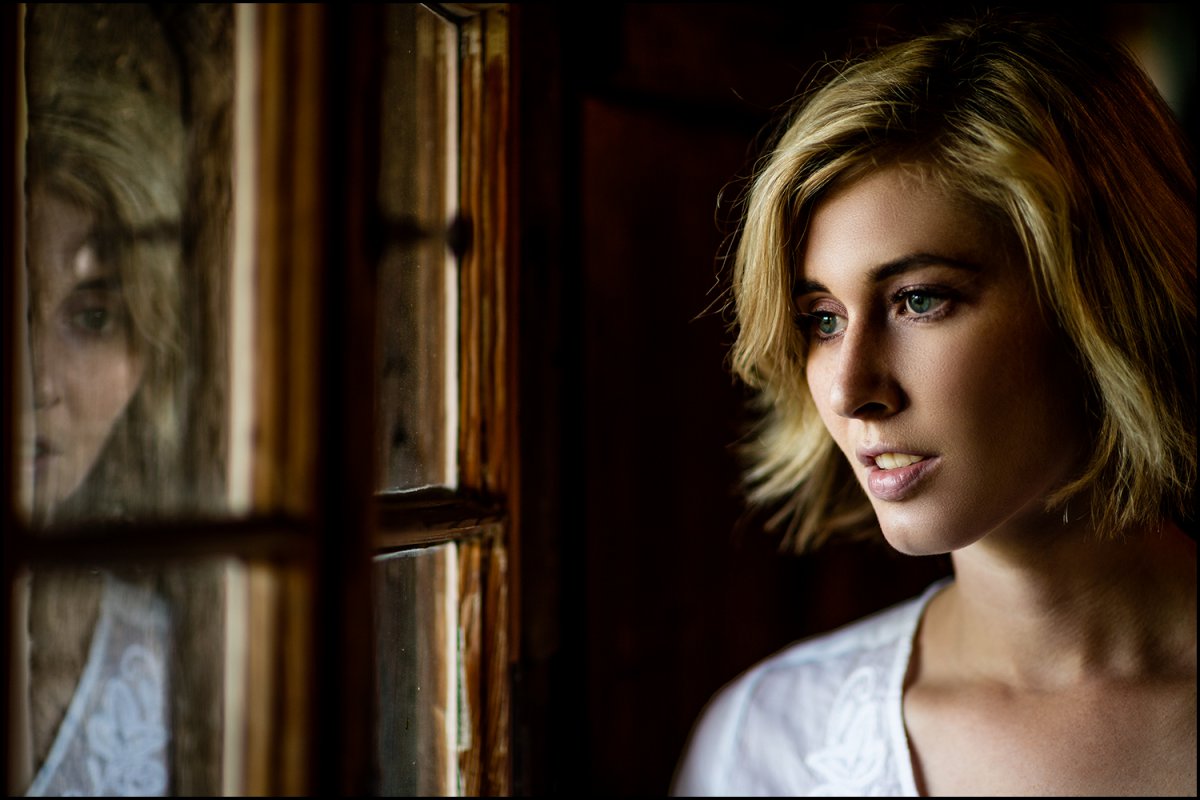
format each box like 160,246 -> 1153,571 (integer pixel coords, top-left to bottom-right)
855,443 -> 935,469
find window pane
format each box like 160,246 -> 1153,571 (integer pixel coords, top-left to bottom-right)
16,558 -> 240,796
373,543 -> 460,795
375,4 -> 460,492
19,4 -> 234,525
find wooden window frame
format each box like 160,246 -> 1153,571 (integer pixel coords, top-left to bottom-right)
2,3 -> 516,795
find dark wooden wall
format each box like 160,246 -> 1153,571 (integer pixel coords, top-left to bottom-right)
510,3 -> 1195,795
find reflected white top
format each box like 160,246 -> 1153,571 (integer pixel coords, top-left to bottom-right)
27,575 -> 171,797
671,579 -> 950,797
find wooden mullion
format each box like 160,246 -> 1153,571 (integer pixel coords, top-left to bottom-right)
7,516 -> 312,566
458,537 -> 485,795
459,8 -> 516,796
378,525 -> 496,552
1,0 -> 27,526
316,4 -> 382,795
459,8 -> 514,499
485,529 -> 511,795
377,491 -> 504,543
483,10 -> 516,795
2,5 -> 26,793
454,523 -> 511,796
251,5 -> 381,795
484,8 -> 514,501
460,14 -> 485,492
239,10 -> 320,790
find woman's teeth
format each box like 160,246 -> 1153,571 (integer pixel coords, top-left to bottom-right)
874,453 -> 924,470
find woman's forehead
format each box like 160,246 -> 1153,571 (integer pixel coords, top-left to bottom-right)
28,186 -> 116,290
798,165 -> 1015,286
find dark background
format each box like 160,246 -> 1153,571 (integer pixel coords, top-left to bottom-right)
507,3 -> 1196,795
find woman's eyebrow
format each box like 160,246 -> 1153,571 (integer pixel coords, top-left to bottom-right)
868,253 -> 982,283
793,277 -> 829,296
71,275 -> 122,293
795,253 -> 982,296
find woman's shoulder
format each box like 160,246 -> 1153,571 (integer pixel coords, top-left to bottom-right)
671,579 -> 948,796
702,579 -> 944,725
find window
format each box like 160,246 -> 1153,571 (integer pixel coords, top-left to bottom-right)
4,3 -> 515,795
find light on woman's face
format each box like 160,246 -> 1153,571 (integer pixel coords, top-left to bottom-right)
797,165 -> 1090,555
27,186 -> 145,517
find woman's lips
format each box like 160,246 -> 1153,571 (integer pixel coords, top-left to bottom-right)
34,437 -> 60,469
864,455 -> 939,501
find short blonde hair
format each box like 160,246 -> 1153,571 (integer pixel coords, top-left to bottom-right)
730,13 -> 1196,551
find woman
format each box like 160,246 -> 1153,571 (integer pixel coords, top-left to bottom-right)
16,5 -> 233,794
26,78 -> 186,526
672,11 -> 1195,796
21,72 -> 187,796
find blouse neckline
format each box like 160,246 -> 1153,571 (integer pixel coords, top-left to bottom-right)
887,576 -> 953,797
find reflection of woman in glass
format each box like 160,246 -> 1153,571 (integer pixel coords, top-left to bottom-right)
22,75 -> 185,796
27,78 -> 185,525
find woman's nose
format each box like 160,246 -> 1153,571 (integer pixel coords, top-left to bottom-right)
827,323 -> 905,420
31,322 -> 62,410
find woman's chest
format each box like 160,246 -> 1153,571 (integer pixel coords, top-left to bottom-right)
903,679 -> 1197,796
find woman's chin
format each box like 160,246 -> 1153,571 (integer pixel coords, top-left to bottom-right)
31,465 -> 89,524
880,531 -> 953,557
876,512 -> 983,557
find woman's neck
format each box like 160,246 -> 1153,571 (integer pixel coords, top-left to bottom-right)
932,518 -> 1196,690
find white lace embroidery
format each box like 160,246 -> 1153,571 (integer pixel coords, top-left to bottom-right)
805,666 -> 888,796
26,576 -> 170,797
85,644 -> 168,795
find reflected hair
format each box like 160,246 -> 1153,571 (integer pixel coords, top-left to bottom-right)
729,12 -> 1196,551
26,77 -> 186,518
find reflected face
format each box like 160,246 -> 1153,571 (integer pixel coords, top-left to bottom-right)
28,186 -> 144,515
797,165 -> 1089,555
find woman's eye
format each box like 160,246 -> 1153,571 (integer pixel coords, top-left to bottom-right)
72,307 -> 112,333
816,313 -> 840,335
799,310 -> 845,339
62,289 -> 126,339
901,291 -> 946,316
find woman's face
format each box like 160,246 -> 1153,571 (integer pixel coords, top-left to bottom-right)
27,185 -> 144,516
798,165 -> 1090,555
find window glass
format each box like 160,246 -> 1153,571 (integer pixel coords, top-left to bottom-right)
19,558 -> 240,796
20,3 -> 234,526
14,6 -> 242,795
374,543 -> 461,796
375,3 -> 460,492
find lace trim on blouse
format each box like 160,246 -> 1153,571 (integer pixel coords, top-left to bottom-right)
805,666 -> 889,795
801,580 -> 937,797
27,575 -> 171,797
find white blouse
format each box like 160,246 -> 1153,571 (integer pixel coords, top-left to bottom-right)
27,575 -> 171,797
671,578 -> 951,797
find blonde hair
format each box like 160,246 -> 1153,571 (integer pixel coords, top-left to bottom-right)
730,12 -> 1196,551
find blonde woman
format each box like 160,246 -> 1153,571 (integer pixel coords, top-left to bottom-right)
26,77 -> 186,526
22,74 -> 186,796
673,11 -> 1195,796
